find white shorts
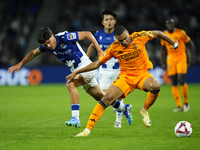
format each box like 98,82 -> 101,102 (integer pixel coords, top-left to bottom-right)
99,68 -> 120,89
74,60 -> 98,91
80,70 -> 98,91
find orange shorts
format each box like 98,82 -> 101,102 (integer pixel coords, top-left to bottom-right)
111,70 -> 153,98
167,56 -> 187,76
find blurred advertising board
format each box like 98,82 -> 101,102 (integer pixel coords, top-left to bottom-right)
0,66 -> 199,86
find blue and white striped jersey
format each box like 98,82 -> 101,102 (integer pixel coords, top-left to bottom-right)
39,31 -> 92,72
94,29 -> 119,71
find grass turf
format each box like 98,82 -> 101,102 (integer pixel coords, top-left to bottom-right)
0,84 -> 200,150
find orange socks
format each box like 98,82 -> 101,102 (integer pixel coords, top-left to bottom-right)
143,90 -> 160,110
172,86 -> 182,108
180,83 -> 188,104
86,102 -> 105,131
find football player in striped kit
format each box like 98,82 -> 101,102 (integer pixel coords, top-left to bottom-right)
87,9 -> 125,128
8,27 -> 132,129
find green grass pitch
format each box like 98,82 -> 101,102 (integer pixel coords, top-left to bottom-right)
1,84 -> 200,150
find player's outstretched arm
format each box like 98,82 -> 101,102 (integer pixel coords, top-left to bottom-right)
152,30 -> 178,49
87,43 -> 95,57
8,62 -> 23,74
78,31 -> 103,56
66,60 -> 103,82
8,48 -> 42,74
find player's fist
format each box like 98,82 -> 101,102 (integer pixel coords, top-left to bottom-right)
170,42 -> 179,49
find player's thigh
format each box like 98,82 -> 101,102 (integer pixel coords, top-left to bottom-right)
167,60 -> 177,76
111,75 -> 135,98
87,84 -> 104,101
102,85 -> 124,105
66,74 -> 85,88
177,59 -> 187,74
67,70 -> 95,87
136,72 -> 153,91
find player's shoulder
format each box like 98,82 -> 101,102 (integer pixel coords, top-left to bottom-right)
175,28 -> 188,36
113,40 -> 120,45
54,31 -> 67,43
55,31 -> 68,36
130,30 -> 150,40
103,40 -> 118,50
175,28 -> 183,31
175,28 -> 186,33
162,30 -> 168,33
57,31 -> 79,42
95,29 -> 105,35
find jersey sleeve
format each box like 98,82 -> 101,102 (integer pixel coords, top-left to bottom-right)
64,31 -> 79,42
132,31 -> 154,45
146,31 -> 154,40
98,44 -> 114,63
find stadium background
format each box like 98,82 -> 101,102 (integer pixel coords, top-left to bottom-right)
0,0 -> 200,85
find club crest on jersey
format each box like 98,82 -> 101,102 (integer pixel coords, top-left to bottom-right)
60,43 -> 67,48
146,31 -> 153,38
67,33 -> 76,40
133,44 -> 138,49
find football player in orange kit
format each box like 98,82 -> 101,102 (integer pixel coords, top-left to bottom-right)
161,18 -> 195,112
66,26 -> 178,137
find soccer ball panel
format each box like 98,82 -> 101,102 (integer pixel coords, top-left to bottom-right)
174,121 -> 193,137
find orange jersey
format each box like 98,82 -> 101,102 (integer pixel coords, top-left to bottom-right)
99,31 -> 154,75
160,28 -> 190,60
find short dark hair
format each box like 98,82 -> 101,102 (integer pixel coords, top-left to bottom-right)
37,27 -> 53,44
114,26 -> 127,36
101,9 -> 117,21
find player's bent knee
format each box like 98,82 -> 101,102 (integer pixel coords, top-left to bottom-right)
66,82 -> 76,91
148,83 -> 160,92
153,84 -> 160,91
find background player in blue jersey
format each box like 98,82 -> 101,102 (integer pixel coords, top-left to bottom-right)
87,9 -> 124,128
8,27 -> 106,128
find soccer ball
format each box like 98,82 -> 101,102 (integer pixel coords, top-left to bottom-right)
174,121 -> 193,137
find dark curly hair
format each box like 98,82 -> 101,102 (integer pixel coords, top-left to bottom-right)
37,27 -> 53,44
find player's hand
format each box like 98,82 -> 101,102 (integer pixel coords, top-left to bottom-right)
8,63 -> 22,74
170,41 -> 179,49
66,72 -> 77,83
